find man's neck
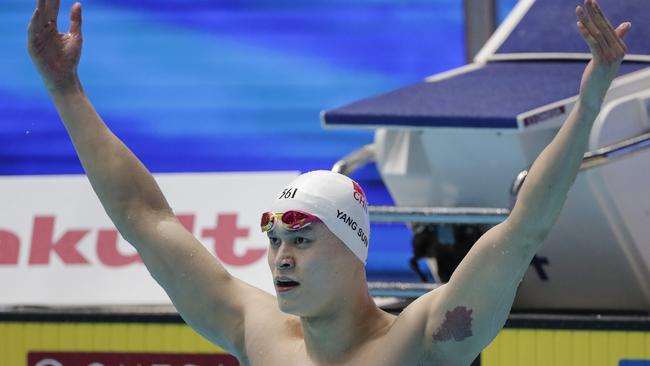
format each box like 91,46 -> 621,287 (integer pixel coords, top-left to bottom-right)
299,292 -> 393,363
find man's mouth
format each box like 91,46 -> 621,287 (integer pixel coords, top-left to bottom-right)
275,277 -> 300,292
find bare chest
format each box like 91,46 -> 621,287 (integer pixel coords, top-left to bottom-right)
239,337 -> 431,366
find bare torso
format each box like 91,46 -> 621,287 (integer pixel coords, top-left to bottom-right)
235,296 -> 442,366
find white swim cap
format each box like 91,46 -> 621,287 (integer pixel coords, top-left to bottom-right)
270,170 -> 370,263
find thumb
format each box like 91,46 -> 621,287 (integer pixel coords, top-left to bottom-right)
69,2 -> 82,35
614,22 -> 631,39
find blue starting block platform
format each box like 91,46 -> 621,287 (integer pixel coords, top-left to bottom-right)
323,61 -> 649,129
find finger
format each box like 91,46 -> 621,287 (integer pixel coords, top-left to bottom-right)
577,5 -> 610,57
28,8 -> 39,40
576,6 -> 603,45
44,0 -> 60,24
32,0 -> 47,28
614,22 -> 631,41
576,5 -> 598,36
578,21 -> 608,61
577,21 -> 602,55
37,0 -> 46,14
591,0 -> 616,31
584,0 -> 612,49
69,2 -> 82,36
591,0 -> 626,51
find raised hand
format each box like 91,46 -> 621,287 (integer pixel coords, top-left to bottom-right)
27,0 -> 83,93
576,0 -> 631,109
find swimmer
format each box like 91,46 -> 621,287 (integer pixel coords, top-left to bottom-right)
27,0 -> 630,364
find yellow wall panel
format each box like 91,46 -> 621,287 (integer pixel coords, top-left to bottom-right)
589,331 -> 609,366
3,318 -> 649,366
498,328 -> 518,365
553,330 -> 572,366
608,331 -> 628,364
572,329 -> 590,366
624,332 -> 644,358
482,328 -> 650,366
535,329 -> 552,365
0,323 -> 8,366
517,330 -> 536,365
0,321 -> 229,366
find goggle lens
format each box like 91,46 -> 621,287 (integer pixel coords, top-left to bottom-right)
260,212 -> 275,232
260,210 -> 319,232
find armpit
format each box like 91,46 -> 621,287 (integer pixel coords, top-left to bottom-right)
431,306 -> 473,343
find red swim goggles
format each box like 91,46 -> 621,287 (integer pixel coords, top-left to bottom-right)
260,210 -> 321,232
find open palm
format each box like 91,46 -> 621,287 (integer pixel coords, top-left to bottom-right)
28,0 -> 83,92
575,0 -> 631,109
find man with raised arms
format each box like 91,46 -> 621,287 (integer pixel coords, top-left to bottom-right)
27,0 -> 630,364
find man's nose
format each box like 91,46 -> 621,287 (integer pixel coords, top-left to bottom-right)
277,256 -> 295,270
275,243 -> 295,270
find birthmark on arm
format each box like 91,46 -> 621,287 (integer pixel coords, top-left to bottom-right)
431,306 -> 473,343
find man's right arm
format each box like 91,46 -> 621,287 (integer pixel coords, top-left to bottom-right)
28,1 -> 271,355
54,90 -> 272,353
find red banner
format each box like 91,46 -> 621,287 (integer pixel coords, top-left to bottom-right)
28,352 -> 239,366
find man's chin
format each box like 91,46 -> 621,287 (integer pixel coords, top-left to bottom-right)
277,300 -> 300,315
277,298 -> 311,317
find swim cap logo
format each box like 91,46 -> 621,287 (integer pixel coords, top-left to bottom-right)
352,181 -> 367,212
279,188 -> 298,200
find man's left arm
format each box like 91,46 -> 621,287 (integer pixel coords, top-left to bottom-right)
406,1 -> 631,363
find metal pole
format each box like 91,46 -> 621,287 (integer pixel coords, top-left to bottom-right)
464,0 -> 497,63
369,206 -> 510,224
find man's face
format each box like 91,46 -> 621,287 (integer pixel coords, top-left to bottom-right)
266,222 -> 362,317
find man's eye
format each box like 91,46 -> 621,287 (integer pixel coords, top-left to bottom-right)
294,237 -> 308,245
269,237 -> 281,247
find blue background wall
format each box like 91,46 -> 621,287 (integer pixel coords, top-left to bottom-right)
1,0 -> 517,281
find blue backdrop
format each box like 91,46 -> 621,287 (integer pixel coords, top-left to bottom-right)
1,0 -> 517,281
